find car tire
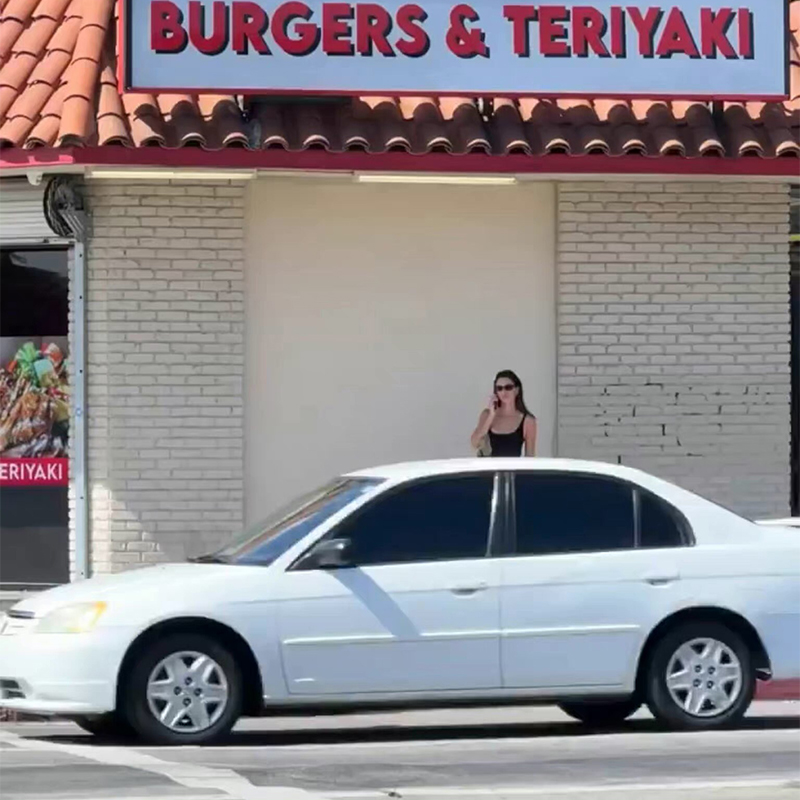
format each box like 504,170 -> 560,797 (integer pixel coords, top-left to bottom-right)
122,633 -> 243,745
73,712 -> 134,740
645,621 -> 755,730
558,698 -> 641,727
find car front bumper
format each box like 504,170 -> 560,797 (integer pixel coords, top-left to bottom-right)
0,626 -> 133,716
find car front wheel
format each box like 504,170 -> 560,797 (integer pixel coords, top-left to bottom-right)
558,698 -> 641,727
645,622 -> 754,730
123,633 -> 242,745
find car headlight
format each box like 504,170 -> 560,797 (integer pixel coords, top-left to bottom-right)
35,602 -> 107,634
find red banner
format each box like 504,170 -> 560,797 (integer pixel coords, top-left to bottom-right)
0,458 -> 69,487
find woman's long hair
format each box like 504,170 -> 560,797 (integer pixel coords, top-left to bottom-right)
495,370 -> 533,417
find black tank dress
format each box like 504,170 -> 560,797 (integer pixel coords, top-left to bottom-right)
488,415 -> 528,457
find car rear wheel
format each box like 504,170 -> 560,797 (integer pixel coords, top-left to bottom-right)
645,622 -> 754,730
558,698 -> 641,727
123,633 -> 242,745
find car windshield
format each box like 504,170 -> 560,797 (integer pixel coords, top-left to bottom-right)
202,477 -> 383,567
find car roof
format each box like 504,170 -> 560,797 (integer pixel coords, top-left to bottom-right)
346,458 -> 652,484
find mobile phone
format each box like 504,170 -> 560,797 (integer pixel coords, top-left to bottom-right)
493,397 -> 500,410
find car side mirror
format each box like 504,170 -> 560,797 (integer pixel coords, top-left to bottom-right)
299,538 -> 353,570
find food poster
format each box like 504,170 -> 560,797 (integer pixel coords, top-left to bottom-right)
0,336 -> 69,485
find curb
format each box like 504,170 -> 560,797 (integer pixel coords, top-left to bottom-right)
755,679 -> 800,701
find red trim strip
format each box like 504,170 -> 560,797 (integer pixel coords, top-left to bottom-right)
756,679 -> 800,701
0,149 -> 76,167
1,148 -> 798,176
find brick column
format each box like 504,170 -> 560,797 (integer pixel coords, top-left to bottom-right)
85,181 -> 246,573
557,181 -> 792,519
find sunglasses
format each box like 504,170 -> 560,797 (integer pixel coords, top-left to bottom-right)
495,384 -> 516,392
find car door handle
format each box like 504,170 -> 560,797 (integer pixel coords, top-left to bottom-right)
644,573 -> 679,586
449,581 -> 489,596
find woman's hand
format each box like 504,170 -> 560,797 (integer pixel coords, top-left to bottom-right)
485,396 -> 498,418
524,415 -> 537,457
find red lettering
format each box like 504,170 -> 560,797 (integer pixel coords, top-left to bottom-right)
738,8 -> 753,59
151,0 -> 188,53
188,0 -> 229,55
446,4 -> 489,58
627,6 -> 662,57
323,3 -> 355,55
610,5 -> 626,57
700,8 -> 736,58
232,1 -> 270,54
273,2 -> 320,55
356,4 -> 393,56
395,4 -> 429,57
503,5 -> 537,57
656,7 -> 700,58
539,5 -> 571,57
572,6 -> 609,57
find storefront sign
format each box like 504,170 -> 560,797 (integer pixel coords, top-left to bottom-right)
0,458 -> 68,487
122,1 -> 788,99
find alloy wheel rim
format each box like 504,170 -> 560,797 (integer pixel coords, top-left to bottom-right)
665,637 -> 742,718
146,651 -> 229,733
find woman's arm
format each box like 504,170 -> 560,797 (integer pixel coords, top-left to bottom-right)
524,416 -> 537,456
471,408 -> 494,451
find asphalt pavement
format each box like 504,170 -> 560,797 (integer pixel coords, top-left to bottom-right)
1,702 -> 798,800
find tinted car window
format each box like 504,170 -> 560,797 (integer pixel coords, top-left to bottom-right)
639,491 -> 686,549
336,475 -> 494,566
515,474 -> 634,555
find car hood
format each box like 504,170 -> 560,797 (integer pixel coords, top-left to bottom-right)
9,563 -> 238,617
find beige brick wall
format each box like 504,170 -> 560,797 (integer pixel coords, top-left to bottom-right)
85,181 -> 245,573
557,181 -> 792,519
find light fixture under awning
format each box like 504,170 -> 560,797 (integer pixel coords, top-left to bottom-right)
86,168 -> 257,181
355,173 -> 518,186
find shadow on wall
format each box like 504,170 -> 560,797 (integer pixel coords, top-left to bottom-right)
89,480 -> 239,572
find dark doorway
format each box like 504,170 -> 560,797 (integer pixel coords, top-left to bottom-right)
0,246 -> 70,588
791,187 -> 799,516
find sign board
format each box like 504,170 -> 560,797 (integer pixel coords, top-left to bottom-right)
121,1 -> 789,99
0,458 -> 68,487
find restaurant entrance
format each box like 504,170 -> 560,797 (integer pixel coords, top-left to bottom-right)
791,187 -> 799,516
0,246 -> 70,588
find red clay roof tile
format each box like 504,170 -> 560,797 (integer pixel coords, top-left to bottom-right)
0,0 -> 797,159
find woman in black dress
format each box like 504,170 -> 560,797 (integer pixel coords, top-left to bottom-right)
470,370 -> 537,457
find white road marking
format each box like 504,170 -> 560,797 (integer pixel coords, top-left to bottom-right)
0,729 -> 326,800
140,725 -> 800,753
325,779 -> 800,797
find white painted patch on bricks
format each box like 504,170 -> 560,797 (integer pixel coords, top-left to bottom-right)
0,729 -> 326,800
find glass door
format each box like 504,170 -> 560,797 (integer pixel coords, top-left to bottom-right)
0,246 -> 70,588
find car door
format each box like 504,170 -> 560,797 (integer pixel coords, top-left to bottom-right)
274,473 -> 503,696
500,472 -> 690,690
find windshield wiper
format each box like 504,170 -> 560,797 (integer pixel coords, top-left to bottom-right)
187,553 -> 230,564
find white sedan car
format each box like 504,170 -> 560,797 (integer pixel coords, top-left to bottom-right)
1,458 -> 798,744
